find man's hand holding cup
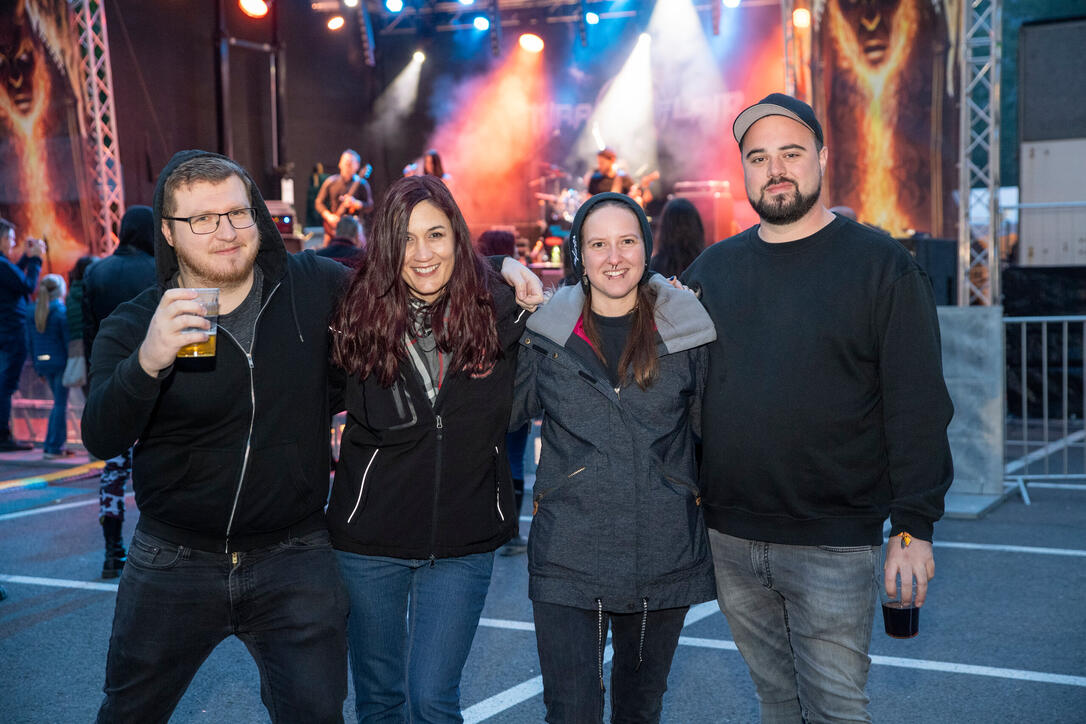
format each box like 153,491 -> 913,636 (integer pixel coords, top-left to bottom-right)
138,288 -> 219,377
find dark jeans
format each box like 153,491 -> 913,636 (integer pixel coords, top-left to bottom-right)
0,333 -> 26,440
97,528 -> 349,724
42,371 -> 68,453
533,601 -> 688,724
336,550 -> 494,724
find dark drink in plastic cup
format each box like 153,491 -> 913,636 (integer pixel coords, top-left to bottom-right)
882,601 -> 919,638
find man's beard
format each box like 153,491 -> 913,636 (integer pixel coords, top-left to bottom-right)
175,241 -> 259,287
751,176 -> 821,225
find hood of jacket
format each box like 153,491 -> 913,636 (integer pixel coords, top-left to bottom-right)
566,192 -> 654,285
118,205 -> 155,256
527,273 -> 716,355
152,149 -> 287,290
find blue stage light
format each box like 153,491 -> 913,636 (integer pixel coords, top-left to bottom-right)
459,0 -> 475,4
585,11 -> 599,25
474,16 -> 490,31
385,0 -> 403,12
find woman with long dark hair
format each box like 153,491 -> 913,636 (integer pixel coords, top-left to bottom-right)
512,193 -> 717,723
649,196 -> 707,279
326,174 -> 528,722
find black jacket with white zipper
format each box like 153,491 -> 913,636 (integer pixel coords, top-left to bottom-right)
326,276 -> 527,560
82,150 -> 349,553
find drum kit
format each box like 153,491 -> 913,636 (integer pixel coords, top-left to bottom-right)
531,162 -> 585,229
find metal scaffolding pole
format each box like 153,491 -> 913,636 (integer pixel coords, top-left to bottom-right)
74,0 -> 125,256
957,0 -> 1002,306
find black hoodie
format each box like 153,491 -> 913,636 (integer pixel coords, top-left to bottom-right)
82,150 -> 349,552
82,205 -> 157,354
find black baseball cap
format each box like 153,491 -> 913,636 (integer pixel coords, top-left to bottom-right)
732,93 -> 824,149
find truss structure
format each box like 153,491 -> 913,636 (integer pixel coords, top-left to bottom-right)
73,0 -> 125,256
957,0 -> 1001,306
780,0 -> 796,95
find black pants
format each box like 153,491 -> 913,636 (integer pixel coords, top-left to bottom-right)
97,529 -> 349,724
533,600 -> 688,724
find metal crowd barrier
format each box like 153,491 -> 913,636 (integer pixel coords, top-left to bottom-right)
1003,315 -> 1086,503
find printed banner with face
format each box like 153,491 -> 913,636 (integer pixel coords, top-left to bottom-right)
0,0 -> 95,276
811,0 -> 960,238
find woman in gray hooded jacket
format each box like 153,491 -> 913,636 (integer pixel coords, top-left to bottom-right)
511,193 -> 717,723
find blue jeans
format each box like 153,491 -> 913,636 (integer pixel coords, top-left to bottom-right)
336,550 -> 494,724
533,601 -> 688,724
97,528 -> 349,724
0,333 -> 26,440
42,371 -> 68,453
709,529 -> 879,724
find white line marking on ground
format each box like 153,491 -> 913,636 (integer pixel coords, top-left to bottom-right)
478,618 -> 535,632
0,493 -> 135,522
933,541 -> 1086,557
464,601 -> 719,721
1004,430 -> 1086,474
1026,483 -> 1086,491
677,637 -> 1086,687
868,654 -> 1086,688
0,574 -> 118,592
4,574 -> 1084,696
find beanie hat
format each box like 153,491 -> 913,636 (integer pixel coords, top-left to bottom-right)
567,192 -> 654,288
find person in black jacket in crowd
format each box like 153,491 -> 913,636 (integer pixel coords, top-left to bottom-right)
682,93 -> 953,723
315,214 -> 366,267
83,151 -> 352,723
512,193 -> 717,723
0,217 -> 44,452
326,175 -> 531,723
82,205 -> 157,579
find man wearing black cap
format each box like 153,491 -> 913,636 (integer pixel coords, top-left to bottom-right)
682,93 -> 953,721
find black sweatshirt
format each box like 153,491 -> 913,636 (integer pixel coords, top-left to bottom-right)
82,150 -> 349,552
682,215 -> 953,545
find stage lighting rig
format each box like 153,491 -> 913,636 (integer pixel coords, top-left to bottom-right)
488,0 -> 501,56
239,0 -> 269,18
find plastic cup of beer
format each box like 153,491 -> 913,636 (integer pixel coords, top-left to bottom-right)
177,288 -> 219,358
880,573 -> 920,638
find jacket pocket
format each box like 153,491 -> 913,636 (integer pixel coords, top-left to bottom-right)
527,461 -> 598,579
237,441 -> 311,530
643,471 -> 707,580
135,446 -> 240,534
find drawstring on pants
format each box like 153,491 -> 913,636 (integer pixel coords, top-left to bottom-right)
596,598 -> 605,691
635,597 -> 648,671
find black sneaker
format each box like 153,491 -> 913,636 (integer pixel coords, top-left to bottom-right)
0,439 -> 33,452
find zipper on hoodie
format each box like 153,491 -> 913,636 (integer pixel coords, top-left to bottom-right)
222,281 -> 281,553
427,414 -> 444,565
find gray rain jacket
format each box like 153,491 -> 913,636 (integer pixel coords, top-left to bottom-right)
511,275 -> 718,613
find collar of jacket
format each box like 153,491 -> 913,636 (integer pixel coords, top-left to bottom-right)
525,273 -> 717,355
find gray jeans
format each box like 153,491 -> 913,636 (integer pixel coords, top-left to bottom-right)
709,529 -> 879,724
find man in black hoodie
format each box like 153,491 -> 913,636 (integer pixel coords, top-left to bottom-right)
83,151 -> 351,723
683,95 -> 953,722
82,205 -> 157,580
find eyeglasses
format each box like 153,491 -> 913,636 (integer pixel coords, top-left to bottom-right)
163,208 -> 257,235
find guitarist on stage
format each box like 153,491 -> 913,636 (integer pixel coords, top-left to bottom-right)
316,149 -> 374,241
585,147 -> 655,207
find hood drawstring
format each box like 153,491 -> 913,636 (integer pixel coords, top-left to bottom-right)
635,597 -> 648,671
596,598 -> 605,692
286,264 -> 304,343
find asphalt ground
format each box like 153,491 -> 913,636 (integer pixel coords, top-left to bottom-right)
1,438 -> 1084,723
